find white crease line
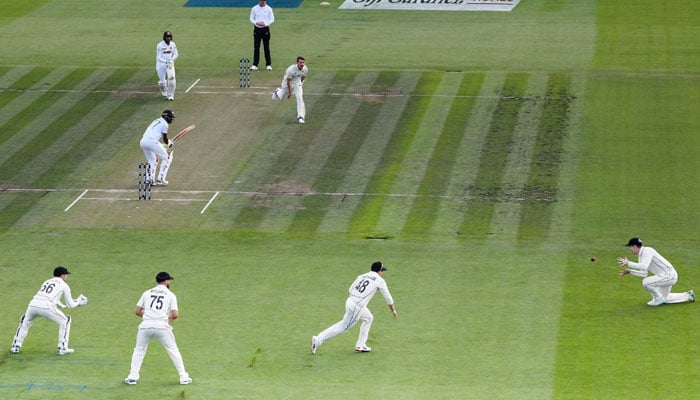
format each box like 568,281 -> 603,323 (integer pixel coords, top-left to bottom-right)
200,191 -> 220,214
64,189 -> 88,212
186,78 -> 200,93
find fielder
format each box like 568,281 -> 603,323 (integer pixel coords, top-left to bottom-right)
10,266 -> 88,355
125,272 -> 192,385
311,261 -> 397,354
156,31 -> 178,101
272,56 -> 308,124
139,110 -> 175,186
618,237 -> 695,306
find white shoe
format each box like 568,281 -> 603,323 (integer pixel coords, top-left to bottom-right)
124,378 -> 138,385
168,96 -> 174,101
57,347 -> 74,355
156,179 -> 168,186
10,346 -> 20,354
297,116 -> 305,124
272,88 -> 280,100
354,345 -> 371,353
249,65 -> 258,71
310,336 -> 318,355
266,65 -> 272,71
647,297 -> 665,306
180,377 -> 192,385
688,290 -> 695,302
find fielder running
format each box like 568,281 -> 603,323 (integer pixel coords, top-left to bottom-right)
618,237 -> 695,306
156,31 -> 178,101
125,272 -> 192,385
139,110 -> 175,186
311,261 -> 397,354
10,266 -> 88,355
272,56 -> 308,124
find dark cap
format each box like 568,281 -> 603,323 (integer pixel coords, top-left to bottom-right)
625,237 -> 643,247
53,266 -> 71,277
371,261 -> 387,272
162,109 -> 175,119
156,271 -> 174,283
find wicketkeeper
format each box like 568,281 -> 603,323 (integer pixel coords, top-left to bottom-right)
10,266 -> 88,355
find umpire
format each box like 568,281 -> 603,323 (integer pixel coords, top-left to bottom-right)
249,0 -> 275,71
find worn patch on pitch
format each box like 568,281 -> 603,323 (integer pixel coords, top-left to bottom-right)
339,0 -> 521,11
184,0 -> 303,7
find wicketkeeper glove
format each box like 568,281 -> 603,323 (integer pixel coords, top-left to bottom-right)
77,294 -> 88,306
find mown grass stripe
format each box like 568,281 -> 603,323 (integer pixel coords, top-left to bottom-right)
30,68 -> 140,188
483,73 -> 549,241
0,67 -> 54,147
0,70 -> 152,228
0,68 -> 98,184
516,73 -> 574,240
317,72 -> 421,233
258,72 -> 380,231
458,73 -> 529,237
231,71 -> 359,230
348,72 -> 443,236
288,71 -> 402,233
402,73 -> 485,236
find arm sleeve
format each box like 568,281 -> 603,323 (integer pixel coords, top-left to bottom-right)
627,251 -> 651,277
62,287 -> 81,308
378,281 -> 394,305
171,45 -> 179,62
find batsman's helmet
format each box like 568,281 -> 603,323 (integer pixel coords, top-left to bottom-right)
163,31 -> 173,42
54,266 -> 71,277
162,109 -> 175,123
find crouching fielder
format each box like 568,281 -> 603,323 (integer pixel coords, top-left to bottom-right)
10,266 -> 88,355
618,237 -> 695,306
139,109 -> 175,186
271,56 -> 308,124
311,261 -> 397,354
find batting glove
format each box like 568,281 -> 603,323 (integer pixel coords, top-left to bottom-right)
167,139 -> 174,148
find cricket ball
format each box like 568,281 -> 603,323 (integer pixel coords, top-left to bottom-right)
590,257 -> 596,262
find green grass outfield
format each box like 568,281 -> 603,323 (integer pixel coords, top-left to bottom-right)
1,0 -> 699,399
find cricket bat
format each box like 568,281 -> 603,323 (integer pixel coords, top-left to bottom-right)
172,124 -> 196,142
166,61 -> 176,80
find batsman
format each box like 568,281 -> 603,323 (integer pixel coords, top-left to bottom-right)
139,110 -> 175,186
156,31 -> 178,101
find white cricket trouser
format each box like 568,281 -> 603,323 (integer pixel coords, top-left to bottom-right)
316,298 -> 373,348
274,84 -> 305,119
156,62 -> 176,98
643,273 -> 691,303
12,306 -> 72,350
156,62 -> 168,85
127,326 -> 189,381
140,139 -> 171,182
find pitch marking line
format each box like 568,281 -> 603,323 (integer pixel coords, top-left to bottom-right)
186,78 -> 200,93
64,189 -> 88,212
201,191 -> 220,214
